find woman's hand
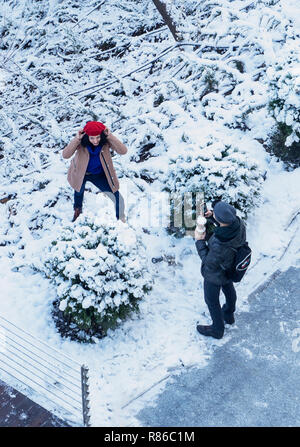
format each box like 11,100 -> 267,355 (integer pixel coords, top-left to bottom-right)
103,127 -> 111,138
76,129 -> 85,141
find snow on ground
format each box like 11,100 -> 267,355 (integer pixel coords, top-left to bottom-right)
0,151 -> 299,426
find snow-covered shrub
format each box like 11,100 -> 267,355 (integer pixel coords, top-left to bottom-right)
268,64 -> 300,147
266,58 -> 300,166
37,212 -> 153,343
162,136 -> 264,236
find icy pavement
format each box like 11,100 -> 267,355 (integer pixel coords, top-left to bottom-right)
136,266 -> 300,427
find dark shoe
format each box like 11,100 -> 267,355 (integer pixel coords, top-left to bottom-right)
196,325 -> 223,339
222,305 -> 235,325
72,208 -> 82,222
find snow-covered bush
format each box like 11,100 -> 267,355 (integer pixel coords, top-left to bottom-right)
37,212 -> 153,343
162,136 -> 264,236
266,55 -> 300,167
268,64 -> 300,147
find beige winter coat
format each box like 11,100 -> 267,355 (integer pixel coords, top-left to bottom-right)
62,134 -> 127,193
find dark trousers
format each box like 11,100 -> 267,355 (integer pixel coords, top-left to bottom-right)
74,173 -> 125,220
203,279 -> 237,334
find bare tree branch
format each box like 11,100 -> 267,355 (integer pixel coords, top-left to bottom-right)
152,0 -> 184,42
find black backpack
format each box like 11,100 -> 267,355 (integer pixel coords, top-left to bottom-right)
226,242 -> 252,282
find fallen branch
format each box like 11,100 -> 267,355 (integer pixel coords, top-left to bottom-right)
72,1 -> 106,29
121,373 -> 170,410
16,39 -> 246,115
18,44 -> 177,112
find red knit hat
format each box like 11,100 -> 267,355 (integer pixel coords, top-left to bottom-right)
83,121 -> 106,136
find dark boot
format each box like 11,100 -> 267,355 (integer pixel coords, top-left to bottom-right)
221,305 -> 235,325
72,207 -> 82,222
196,325 -> 223,339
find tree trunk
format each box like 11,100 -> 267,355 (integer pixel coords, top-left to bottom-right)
152,0 -> 184,42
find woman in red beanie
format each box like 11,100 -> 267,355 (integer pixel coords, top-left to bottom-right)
62,121 -> 127,222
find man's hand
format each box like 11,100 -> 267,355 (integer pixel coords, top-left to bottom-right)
204,209 -> 213,218
76,129 -> 85,141
194,229 -> 206,240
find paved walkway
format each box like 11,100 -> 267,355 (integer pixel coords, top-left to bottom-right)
137,266 -> 300,427
0,380 -> 68,427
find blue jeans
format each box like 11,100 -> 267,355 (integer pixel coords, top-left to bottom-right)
74,173 -> 125,220
203,280 -> 237,334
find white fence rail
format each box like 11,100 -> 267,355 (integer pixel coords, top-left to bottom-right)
0,315 -> 90,426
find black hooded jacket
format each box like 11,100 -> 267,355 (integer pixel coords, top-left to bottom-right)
196,217 -> 246,285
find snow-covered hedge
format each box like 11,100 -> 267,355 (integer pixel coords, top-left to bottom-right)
162,136 -> 264,236
38,212 -> 153,343
268,63 -> 300,147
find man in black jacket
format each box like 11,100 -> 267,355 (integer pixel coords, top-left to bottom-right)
195,201 -> 246,339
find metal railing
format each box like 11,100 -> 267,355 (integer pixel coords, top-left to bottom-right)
0,315 -> 90,426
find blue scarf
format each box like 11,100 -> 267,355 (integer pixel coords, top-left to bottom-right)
86,144 -> 104,174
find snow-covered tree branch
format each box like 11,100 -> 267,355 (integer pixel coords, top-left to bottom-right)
151,0 -> 186,41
